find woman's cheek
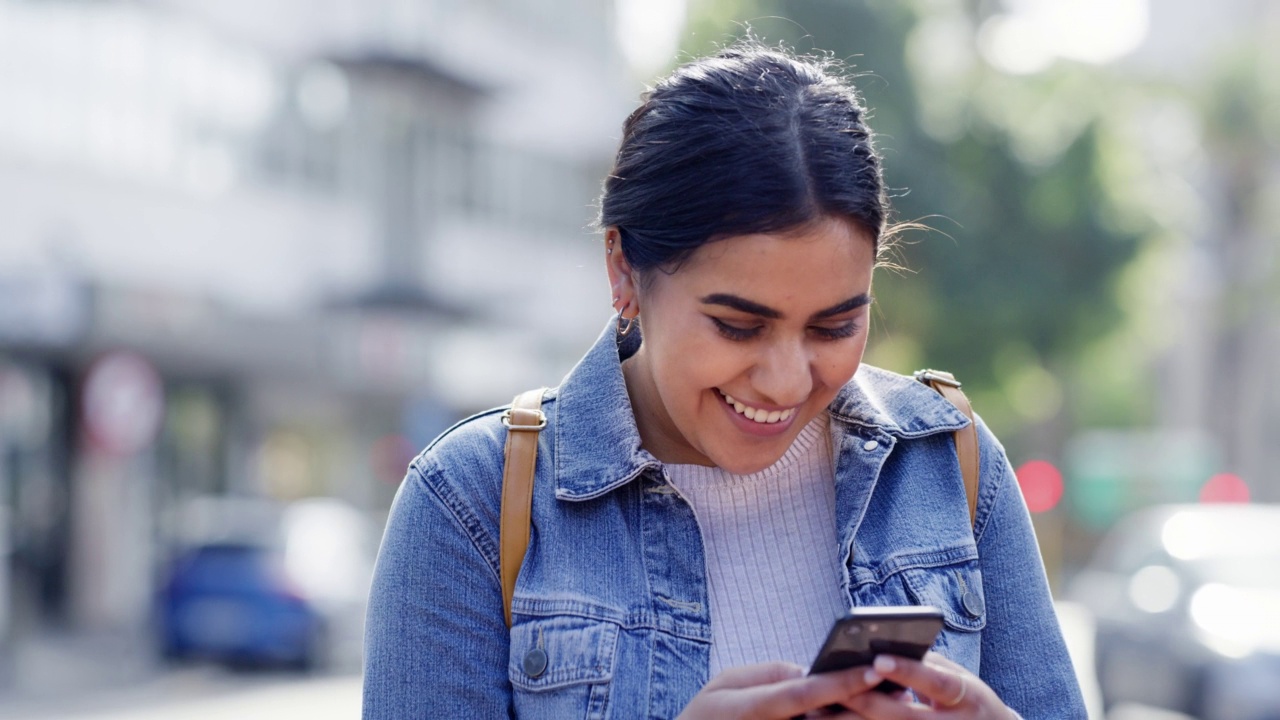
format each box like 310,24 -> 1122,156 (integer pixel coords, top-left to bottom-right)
816,343 -> 864,389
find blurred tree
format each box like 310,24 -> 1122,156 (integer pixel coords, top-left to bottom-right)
681,0 -> 1149,454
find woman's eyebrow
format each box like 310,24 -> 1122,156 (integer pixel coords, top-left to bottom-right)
699,292 -> 872,320
812,293 -> 873,319
700,293 -> 781,318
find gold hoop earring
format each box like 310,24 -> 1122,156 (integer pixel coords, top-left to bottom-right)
617,314 -> 637,336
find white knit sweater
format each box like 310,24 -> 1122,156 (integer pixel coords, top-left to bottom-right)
666,414 -> 848,675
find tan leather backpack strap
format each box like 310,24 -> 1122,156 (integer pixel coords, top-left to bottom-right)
915,370 -> 980,528
499,388 -> 547,628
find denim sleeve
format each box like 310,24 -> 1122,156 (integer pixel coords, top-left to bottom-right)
973,427 -> 1087,718
362,460 -> 511,719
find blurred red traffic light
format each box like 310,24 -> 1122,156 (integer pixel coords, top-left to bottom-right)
1199,472 -> 1249,503
1015,459 -> 1064,514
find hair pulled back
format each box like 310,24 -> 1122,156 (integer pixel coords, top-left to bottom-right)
599,42 -> 890,275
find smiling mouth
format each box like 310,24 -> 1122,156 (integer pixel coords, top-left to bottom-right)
716,389 -> 798,425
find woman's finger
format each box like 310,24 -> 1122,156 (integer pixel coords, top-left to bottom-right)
922,651 -> 966,676
868,655 -> 969,709
737,664 -> 886,718
845,689 -> 933,719
704,662 -> 808,691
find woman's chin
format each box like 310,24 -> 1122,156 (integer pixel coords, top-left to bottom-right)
702,443 -> 790,475
716,459 -> 777,475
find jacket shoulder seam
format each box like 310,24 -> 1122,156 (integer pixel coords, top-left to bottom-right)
411,458 -> 503,586
418,392 -> 560,456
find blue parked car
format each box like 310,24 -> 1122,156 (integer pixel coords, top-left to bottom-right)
157,542 -> 325,669
155,495 -> 374,671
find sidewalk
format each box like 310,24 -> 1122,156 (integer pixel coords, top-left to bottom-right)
0,630 -> 163,718
0,629 -> 360,720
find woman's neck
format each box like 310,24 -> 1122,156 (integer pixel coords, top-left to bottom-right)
621,349 -> 715,467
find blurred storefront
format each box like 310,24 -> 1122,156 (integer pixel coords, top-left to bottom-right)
0,0 -> 631,660
0,277 -> 444,635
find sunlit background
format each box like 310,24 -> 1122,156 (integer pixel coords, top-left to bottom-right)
0,0 -> 1278,718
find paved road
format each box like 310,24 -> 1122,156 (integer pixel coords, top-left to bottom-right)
0,670 -> 361,720
0,602 -> 1193,719
0,672 -> 1195,720
0,668 -> 1197,720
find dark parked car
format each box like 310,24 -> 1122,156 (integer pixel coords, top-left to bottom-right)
1067,504 -> 1280,720
156,496 -> 373,670
158,542 -> 325,668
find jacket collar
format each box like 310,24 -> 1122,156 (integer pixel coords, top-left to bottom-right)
827,365 -> 971,438
551,320 -> 659,501
551,318 -> 970,501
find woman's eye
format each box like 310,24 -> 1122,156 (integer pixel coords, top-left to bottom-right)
712,318 -> 762,341
810,322 -> 860,340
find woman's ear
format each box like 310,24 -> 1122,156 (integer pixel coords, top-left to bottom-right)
604,227 -> 640,319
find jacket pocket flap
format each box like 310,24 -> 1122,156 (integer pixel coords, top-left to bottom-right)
901,560 -> 986,632
509,615 -> 619,691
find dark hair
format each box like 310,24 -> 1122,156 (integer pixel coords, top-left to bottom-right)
598,42 -> 891,276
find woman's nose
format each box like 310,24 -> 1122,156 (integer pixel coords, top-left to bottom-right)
751,339 -> 813,406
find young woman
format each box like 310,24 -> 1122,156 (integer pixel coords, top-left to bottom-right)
363,44 -> 1085,719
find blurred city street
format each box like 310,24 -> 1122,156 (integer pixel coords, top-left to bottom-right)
2,0 -> 1279,717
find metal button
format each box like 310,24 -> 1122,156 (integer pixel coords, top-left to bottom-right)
522,647 -> 548,678
863,440 -> 879,451
962,590 -> 984,618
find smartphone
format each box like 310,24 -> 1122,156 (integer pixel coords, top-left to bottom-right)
809,605 -> 944,694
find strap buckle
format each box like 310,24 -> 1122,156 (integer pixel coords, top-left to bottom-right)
501,408 -> 547,431
914,369 -> 962,388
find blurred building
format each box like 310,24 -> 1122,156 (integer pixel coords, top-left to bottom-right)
0,0 -> 631,645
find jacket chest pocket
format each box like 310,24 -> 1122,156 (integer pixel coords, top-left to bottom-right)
509,615 -> 620,720
851,556 -> 986,671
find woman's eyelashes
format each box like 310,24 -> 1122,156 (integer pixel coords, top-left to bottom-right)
710,317 -> 862,342
711,317 -> 762,341
810,321 -> 861,340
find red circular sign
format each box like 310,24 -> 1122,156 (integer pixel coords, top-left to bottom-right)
81,351 -> 164,456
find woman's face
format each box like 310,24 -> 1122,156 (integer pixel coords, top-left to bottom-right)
610,216 -> 875,474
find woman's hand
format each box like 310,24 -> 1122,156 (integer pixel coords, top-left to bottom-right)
843,652 -> 1015,719
677,661 -> 888,719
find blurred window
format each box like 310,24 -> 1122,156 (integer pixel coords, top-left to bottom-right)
0,3 -> 279,193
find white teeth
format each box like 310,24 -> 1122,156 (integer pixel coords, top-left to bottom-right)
718,389 -> 796,425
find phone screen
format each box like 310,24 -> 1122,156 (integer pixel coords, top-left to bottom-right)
809,606 -> 944,694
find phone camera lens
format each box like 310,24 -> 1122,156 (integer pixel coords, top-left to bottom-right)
869,623 -> 879,633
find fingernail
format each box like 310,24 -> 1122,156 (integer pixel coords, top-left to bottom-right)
864,669 -> 882,685
874,655 -> 895,673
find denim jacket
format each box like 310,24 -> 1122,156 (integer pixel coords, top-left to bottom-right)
363,321 -> 1086,719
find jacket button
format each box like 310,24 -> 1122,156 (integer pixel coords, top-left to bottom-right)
962,590 -> 984,618
522,648 -> 548,678
862,440 -> 879,451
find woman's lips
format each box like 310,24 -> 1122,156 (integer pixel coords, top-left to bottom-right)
719,389 -> 797,424
716,389 -> 799,436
